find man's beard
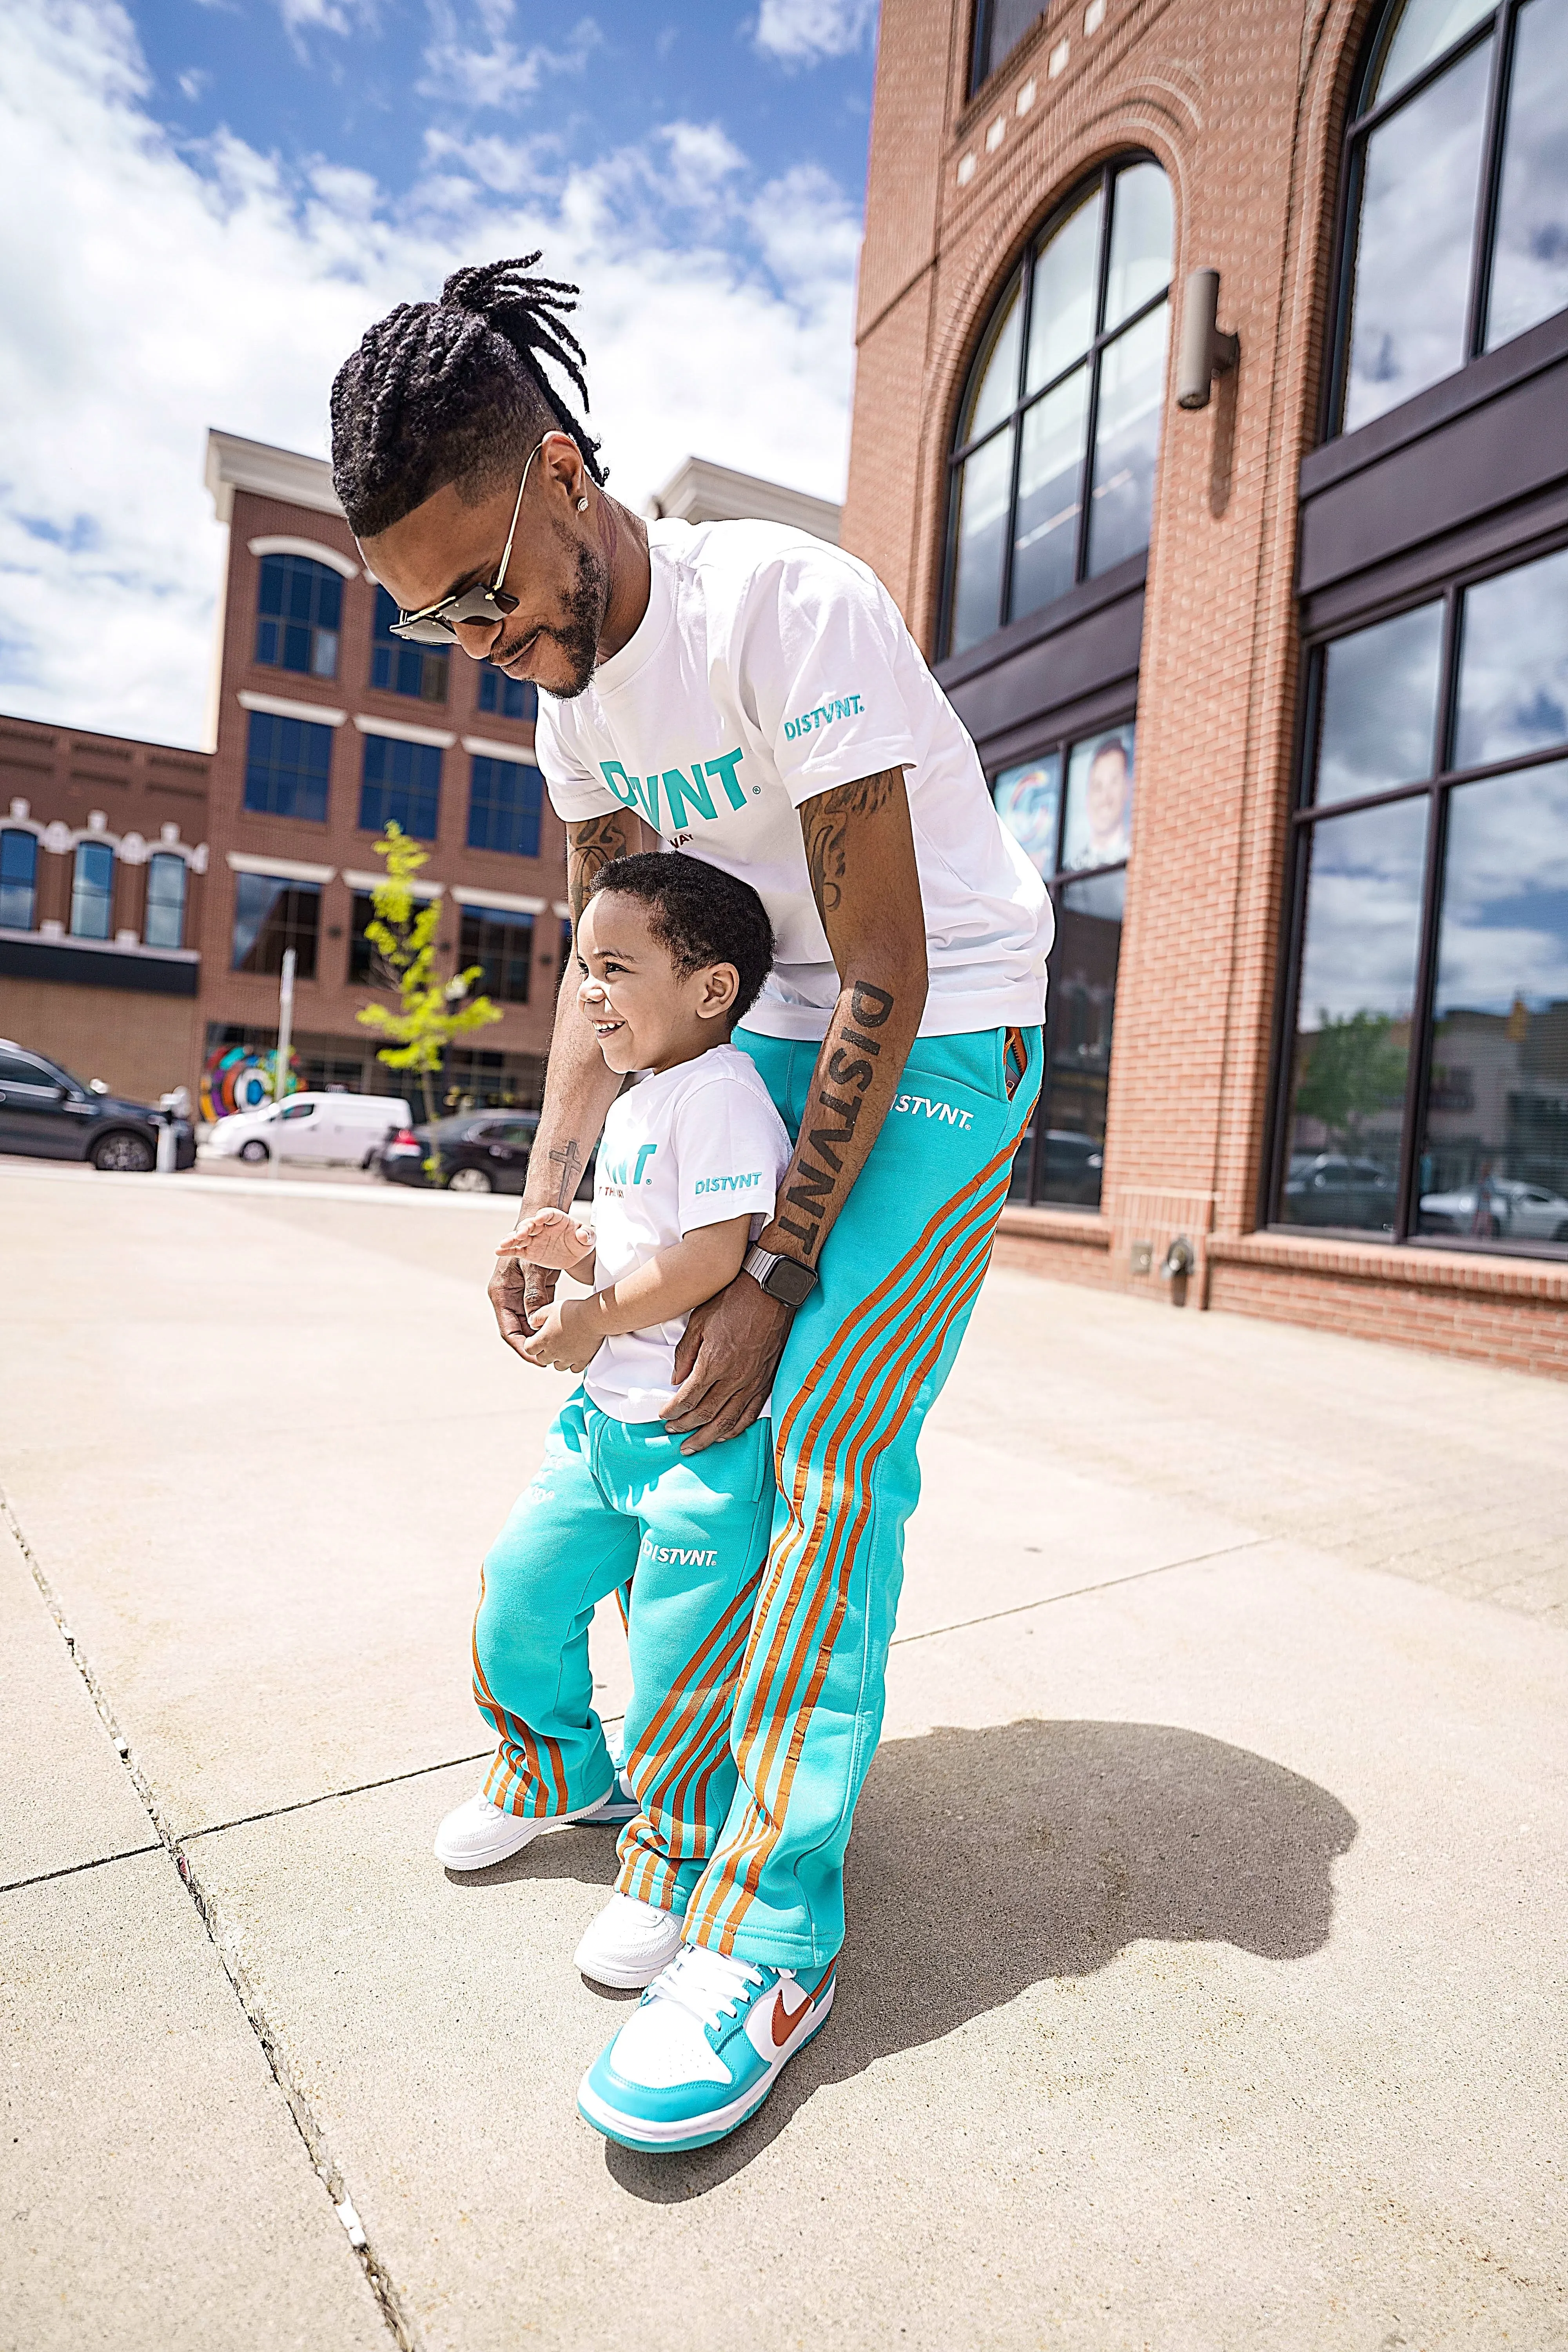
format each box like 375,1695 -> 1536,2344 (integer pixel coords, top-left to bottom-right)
539,528 -> 612,699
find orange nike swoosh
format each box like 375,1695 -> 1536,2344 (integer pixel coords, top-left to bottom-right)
770,1966 -> 833,2048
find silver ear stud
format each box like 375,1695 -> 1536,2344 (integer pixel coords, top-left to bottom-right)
577,495 -> 590,511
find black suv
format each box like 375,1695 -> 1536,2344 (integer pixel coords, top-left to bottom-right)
377,1109 -> 540,1194
0,1040 -> 196,1172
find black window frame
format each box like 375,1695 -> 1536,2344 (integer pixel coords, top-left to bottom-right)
988,707 -> 1137,1209
940,153 -> 1172,661
230,873 -> 321,980
968,0 -> 1046,95
143,851 -> 187,950
242,710 -> 332,825
1324,0 -> 1561,443
358,733 -> 443,842
459,903 -> 534,1005
1265,525 -> 1568,1256
467,755 -> 544,859
477,666 -> 539,722
0,825 -> 38,930
69,839 -> 115,940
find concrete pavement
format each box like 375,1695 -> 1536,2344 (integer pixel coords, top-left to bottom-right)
1,1156 -> 1564,2350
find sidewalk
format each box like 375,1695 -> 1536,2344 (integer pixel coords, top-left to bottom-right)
2,1158 -> 1564,2351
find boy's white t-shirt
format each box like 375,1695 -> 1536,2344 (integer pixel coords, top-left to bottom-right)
535,519 -> 1053,1042
583,1042 -> 793,1423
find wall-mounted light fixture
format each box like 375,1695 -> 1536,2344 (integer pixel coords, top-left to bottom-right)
1176,268 -> 1239,410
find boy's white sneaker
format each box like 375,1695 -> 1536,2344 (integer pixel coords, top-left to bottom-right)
574,1893 -> 685,1989
434,1775 -> 633,1872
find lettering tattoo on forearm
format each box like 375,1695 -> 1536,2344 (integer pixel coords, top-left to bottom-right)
800,772 -> 899,915
775,980 -> 895,1258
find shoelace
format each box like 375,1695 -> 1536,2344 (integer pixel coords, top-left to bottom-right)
648,1944 -> 786,2033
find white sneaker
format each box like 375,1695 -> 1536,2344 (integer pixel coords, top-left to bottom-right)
434,1777 -> 630,1873
574,1893 -> 685,1989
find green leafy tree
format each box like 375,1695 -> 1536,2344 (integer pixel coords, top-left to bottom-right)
1293,1009 -> 1408,1150
355,824 -> 502,1143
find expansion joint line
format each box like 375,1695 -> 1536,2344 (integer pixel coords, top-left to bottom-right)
0,1485 -> 421,2352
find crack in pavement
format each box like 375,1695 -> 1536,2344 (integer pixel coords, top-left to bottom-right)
1,1843 -> 163,1895
888,1537 -> 1268,1648
0,1483 -> 421,2352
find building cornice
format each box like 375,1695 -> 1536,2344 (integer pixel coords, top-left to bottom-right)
205,430 -> 342,525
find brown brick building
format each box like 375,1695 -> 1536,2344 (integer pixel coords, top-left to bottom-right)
844,0 -> 1568,1374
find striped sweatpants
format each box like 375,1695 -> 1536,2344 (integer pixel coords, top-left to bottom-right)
682,1020 -> 1043,1969
473,1402 -> 776,1916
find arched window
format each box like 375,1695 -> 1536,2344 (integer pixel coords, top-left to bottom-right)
255,553 -> 341,679
943,158 -> 1174,659
1334,0 -> 1568,437
144,851 -> 187,950
70,840 -> 114,940
0,827 -> 37,930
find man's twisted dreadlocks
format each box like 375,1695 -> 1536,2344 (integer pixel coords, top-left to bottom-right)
330,254 -> 605,539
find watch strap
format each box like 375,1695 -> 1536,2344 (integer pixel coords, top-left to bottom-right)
743,1244 -> 818,1307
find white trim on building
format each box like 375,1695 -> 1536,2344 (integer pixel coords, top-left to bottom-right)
461,734 -> 539,763
448,884 -> 546,915
247,534 -> 360,580
225,851 -> 336,884
353,714 -> 457,750
238,690 -> 347,727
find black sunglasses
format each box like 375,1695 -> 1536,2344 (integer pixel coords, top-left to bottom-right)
387,443 -> 539,646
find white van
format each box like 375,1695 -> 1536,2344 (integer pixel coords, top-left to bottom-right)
206,1092 -> 412,1169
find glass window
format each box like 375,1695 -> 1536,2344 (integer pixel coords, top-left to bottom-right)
944,159 -> 1173,657
1334,0 -> 1568,437
467,756 -> 543,858
243,710 -> 332,824
232,874 -> 320,978
1453,545 -> 1568,768
371,586 -> 449,703
477,666 -> 539,722
254,554 -> 341,680
70,840 -> 114,940
1276,537 -> 1568,1254
969,0 -> 1048,93
1278,800 -> 1428,1232
1315,603 -> 1443,806
143,852 -> 186,949
348,891 -> 392,988
1416,759 -> 1568,1239
0,827 -> 38,929
1485,0 -> 1568,347
359,735 -> 441,840
459,905 -> 534,1004
998,721 -> 1135,1210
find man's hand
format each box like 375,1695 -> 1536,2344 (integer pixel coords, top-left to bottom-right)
661,1274 -> 792,1454
520,1296 -> 602,1376
489,1252 -> 563,1363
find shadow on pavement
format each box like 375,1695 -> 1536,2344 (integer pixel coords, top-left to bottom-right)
605,1717 -> 1358,2201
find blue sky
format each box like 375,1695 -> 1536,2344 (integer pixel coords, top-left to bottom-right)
0,2 -> 878,747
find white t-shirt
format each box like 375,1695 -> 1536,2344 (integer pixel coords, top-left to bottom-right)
583,1042 -> 793,1423
535,519 -> 1053,1041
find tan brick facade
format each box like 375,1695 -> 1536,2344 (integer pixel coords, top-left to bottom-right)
844,0 -> 1568,1376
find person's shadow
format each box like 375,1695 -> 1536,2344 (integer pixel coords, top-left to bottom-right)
583,1718 -> 1358,2200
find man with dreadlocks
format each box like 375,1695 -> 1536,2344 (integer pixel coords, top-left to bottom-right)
332,256 -> 1051,2154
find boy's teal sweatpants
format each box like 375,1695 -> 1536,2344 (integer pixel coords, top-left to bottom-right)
682,1021 -> 1043,1969
474,1402 -> 776,1915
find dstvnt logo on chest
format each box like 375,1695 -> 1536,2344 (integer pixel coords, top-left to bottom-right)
600,750 -> 748,833
599,1142 -> 658,1193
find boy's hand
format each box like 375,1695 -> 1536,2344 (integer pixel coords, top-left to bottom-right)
495,1207 -> 595,1270
520,1296 -> 601,1375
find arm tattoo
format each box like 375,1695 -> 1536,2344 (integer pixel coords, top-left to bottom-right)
774,980 -> 896,1259
548,1140 -> 584,1210
800,771 -> 899,916
567,813 -> 632,924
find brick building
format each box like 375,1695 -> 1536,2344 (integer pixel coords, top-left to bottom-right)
844,0 -> 1568,1374
2,437 -> 837,1127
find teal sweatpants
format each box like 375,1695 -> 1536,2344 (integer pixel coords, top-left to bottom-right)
682,1022 -> 1043,1968
473,1399 -> 776,1915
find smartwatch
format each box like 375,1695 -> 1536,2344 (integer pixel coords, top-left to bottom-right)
742,1244 -> 818,1308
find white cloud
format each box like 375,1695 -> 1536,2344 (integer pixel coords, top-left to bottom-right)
0,1 -> 860,748
417,0 -> 597,111
754,0 -> 877,64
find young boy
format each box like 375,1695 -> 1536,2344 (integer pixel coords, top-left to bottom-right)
434,852 -> 791,1997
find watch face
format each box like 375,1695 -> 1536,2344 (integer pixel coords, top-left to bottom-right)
768,1256 -> 817,1307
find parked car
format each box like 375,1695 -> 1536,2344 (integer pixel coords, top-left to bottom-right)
1281,1151 -> 1399,1228
206,1091 -> 411,1168
377,1109 -> 540,1194
0,1039 -> 196,1171
1419,1177 -> 1568,1242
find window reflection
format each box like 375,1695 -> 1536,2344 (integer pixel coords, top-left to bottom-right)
1417,761 -> 1568,1240
1454,546 -> 1568,769
1485,0 -> 1568,347
992,754 -> 1063,878
1280,799 -> 1428,1232
143,853 -> 186,951
945,158 -> 1172,657
1373,0 -> 1493,99
1343,38 -> 1491,433
70,841 -> 114,942
1316,603 -> 1442,806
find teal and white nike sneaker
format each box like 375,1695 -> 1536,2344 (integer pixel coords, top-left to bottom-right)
577,1943 -> 836,2152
